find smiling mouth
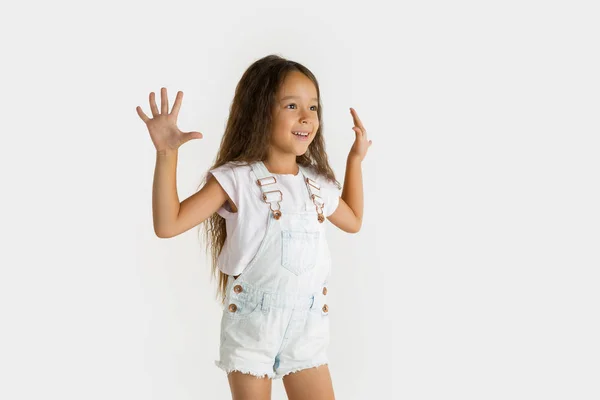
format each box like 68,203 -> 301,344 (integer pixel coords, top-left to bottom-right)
292,131 -> 310,137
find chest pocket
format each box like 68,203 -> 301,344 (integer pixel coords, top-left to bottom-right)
281,230 -> 320,275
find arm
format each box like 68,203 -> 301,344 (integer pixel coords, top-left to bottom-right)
137,88 -> 212,237
327,156 -> 363,233
152,149 -> 229,238
152,149 -> 180,237
327,107 -> 371,234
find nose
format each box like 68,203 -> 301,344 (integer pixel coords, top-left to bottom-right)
300,113 -> 314,125
300,108 -> 315,124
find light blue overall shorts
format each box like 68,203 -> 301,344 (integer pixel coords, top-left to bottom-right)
215,160 -> 331,379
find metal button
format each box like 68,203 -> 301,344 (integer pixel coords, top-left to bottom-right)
228,303 -> 237,312
234,285 -> 243,293
322,304 -> 328,313
322,287 -> 327,295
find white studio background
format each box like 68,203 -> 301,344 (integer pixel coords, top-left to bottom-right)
1,0 -> 598,399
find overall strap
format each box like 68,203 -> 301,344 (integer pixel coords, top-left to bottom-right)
250,161 -> 283,220
298,164 -> 325,223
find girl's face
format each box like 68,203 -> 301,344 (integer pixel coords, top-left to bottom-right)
270,71 -> 320,157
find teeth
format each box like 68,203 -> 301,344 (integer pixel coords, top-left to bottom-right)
292,131 -> 308,136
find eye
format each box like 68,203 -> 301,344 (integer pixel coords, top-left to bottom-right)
286,104 -> 318,111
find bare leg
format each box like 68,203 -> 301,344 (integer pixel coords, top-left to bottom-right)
282,364 -> 335,400
227,371 -> 272,400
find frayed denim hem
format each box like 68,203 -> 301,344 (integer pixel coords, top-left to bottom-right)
214,360 -> 277,380
274,360 -> 329,380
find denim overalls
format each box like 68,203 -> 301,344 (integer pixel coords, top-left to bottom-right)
215,160 -> 331,379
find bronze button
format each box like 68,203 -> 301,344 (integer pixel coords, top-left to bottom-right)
322,304 -> 328,313
322,287 -> 327,295
233,284 -> 243,293
228,303 -> 237,312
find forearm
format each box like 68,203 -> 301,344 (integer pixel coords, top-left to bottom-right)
152,149 -> 181,237
341,155 -> 364,229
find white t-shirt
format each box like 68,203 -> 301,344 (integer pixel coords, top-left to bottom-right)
207,161 -> 341,276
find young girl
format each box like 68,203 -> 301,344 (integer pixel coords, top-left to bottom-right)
136,54 -> 371,399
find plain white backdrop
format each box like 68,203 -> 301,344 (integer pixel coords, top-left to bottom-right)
2,0 -> 599,398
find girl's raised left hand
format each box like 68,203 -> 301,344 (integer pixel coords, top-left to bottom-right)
348,107 -> 372,162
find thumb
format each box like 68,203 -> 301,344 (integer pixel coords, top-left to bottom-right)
184,131 -> 203,141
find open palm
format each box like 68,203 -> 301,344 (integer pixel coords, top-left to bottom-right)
136,87 -> 203,152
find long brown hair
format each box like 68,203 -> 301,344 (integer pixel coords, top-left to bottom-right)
196,54 -> 340,302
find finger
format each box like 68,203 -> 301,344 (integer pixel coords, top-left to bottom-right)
183,131 -> 203,142
171,91 -> 183,117
350,108 -> 367,133
136,106 -> 150,123
161,87 -> 169,114
350,108 -> 359,126
352,126 -> 365,138
358,125 -> 367,140
149,92 -> 159,117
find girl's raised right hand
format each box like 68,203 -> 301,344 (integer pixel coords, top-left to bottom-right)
136,88 -> 203,152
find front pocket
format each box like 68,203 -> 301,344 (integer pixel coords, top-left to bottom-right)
223,297 -> 262,321
281,230 -> 320,275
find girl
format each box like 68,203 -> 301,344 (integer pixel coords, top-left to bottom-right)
136,54 -> 371,400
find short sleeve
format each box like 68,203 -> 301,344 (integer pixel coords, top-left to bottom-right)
207,163 -> 238,219
318,176 -> 342,217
